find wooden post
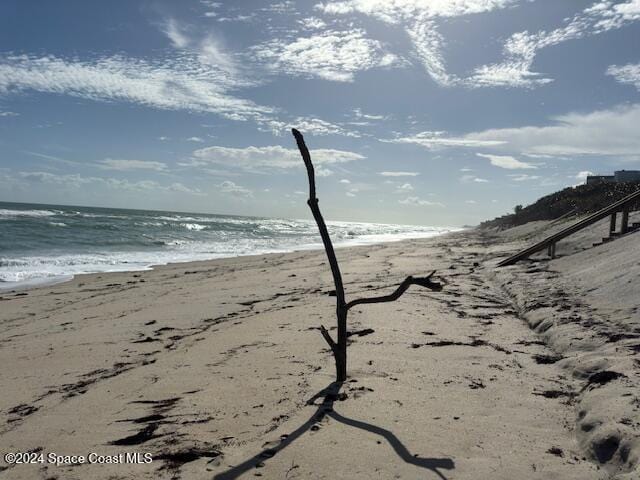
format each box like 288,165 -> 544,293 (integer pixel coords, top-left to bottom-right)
621,207 -> 629,234
609,212 -> 617,234
547,242 -> 556,259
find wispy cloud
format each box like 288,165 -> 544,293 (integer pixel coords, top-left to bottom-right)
163,18 -> 190,49
0,54 -> 269,121
460,174 -> 489,183
382,131 -> 505,149
15,171 -> 202,195
575,170 -> 594,184
188,145 -> 365,172
298,16 -> 327,30
98,159 -> 168,172
468,0 -> 640,88
261,116 -> 362,137
398,196 -> 444,207
607,62 -> 640,90
320,0 -> 513,18
379,171 -> 419,177
218,180 -> 253,197
395,182 -> 414,192
317,0 -> 514,86
464,103 -> 640,157
0,110 -> 18,117
508,173 -> 540,181
476,153 -> 536,169
200,1 -> 223,18
251,29 -> 398,82
351,107 -> 389,123
319,0 -> 640,88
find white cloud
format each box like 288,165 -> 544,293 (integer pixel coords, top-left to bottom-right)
290,117 -> 361,137
588,0 -> 640,31
379,171 -> 419,177
396,182 -> 414,192
352,107 -> 388,121
607,62 -> 640,90
346,191 -> 357,197
339,178 -> 351,183
187,136 -> 205,143
398,195 -> 444,207
406,17 -> 457,86
189,145 -> 365,172
163,18 -> 190,49
465,199 -> 477,204
198,36 -> 238,76
261,116 -> 361,137
575,170 -> 594,183
15,171 -> 202,195
464,103 -> 640,157
0,110 -> 18,117
382,131 -> 505,149
264,1 -> 297,14
476,153 -> 536,169
316,0 -> 514,22
218,180 -> 253,197
317,1 -> 640,88
200,1 -> 222,17
317,0 -> 514,86
251,29 -> 397,82
299,17 -> 327,29
460,174 -> 489,183
98,159 -> 168,171
0,54 -> 269,121
316,166 -> 334,176
469,1 -> 640,88
508,174 -> 541,181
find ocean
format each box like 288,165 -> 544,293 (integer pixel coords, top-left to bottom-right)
0,201 -> 457,289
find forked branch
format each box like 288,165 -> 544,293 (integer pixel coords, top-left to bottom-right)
345,272 -> 442,310
319,325 -> 337,352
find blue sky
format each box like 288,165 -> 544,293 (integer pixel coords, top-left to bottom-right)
0,0 -> 639,226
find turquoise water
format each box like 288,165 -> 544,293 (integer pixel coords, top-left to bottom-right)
0,201 -> 456,287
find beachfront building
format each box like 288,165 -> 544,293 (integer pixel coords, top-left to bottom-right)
586,170 -> 640,185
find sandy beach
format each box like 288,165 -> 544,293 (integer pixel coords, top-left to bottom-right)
1,222 -> 638,480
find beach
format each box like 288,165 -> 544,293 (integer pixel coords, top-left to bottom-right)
1,222 -> 638,479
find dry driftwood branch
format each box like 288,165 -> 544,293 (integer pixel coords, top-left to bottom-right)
345,272 -> 442,310
319,325 -> 337,352
292,128 -> 442,382
292,128 -> 348,380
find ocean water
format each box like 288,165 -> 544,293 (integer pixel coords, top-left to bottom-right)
0,201 -> 457,289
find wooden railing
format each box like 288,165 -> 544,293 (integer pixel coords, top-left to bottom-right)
497,187 -> 640,267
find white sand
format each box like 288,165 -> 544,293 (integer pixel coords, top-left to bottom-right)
1,223 -> 638,479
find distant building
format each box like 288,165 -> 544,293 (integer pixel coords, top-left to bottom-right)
586,175 -> 614,184
586,170 -> 640,185
614,170 -> 640,183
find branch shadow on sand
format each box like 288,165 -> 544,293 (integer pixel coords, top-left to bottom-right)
213,382 -> 455,480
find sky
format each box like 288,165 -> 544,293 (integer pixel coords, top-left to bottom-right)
0,0 -> 639,226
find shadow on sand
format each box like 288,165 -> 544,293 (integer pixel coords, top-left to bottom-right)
213,382 -> 455,479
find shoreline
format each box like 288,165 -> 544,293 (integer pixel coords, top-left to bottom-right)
1,225 -> 638,479
0,228 -> 463,293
